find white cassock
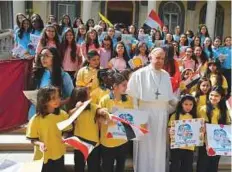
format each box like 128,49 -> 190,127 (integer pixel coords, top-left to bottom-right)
127,64 -> 177,172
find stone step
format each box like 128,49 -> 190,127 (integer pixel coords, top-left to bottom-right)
0,151 -> 133,172
0,134 -> 74,152
0,134 -> 231,171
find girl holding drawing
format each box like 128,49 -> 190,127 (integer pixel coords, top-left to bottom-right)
168,94 -> 197,172
196,86 -> 231,172
99,72 -> 133,172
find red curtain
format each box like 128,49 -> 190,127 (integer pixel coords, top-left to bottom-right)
0,59 -> 32,131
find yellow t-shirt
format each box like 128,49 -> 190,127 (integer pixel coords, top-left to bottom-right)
99,93 -> 134,148
74,103 -> 100,146
168,113 -> 195,151
26,110 -> 72,164
196,95 -> 207,115
210,73 -> 228,91
76,66 -> 99,93
90,87 -> 110,105
198,105 -> 231,124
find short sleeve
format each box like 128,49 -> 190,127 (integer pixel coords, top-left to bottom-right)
60,110 -> 73,132
198,106 -> 208,121
168,114 -> 176,127
226,110 -> 231,125
62,71 -> 74,98
26,116 -> 39,139
76,68 -> 85,87
222,76 -> 228,90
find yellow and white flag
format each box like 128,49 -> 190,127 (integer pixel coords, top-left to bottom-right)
98,12 -> 113,27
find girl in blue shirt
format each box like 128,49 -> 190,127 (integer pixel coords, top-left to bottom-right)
197,24 -> 210,46
15,18 -> 32,53
203,37 -> 213,59
60,14 -> 72,34
14,13 -> 26,35
28,17 -> 44,55
28,47 -> 74,119
76,24 -> 86,45
212,37 -> 223,59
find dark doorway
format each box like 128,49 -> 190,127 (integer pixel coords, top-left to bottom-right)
107,1 -> 133,25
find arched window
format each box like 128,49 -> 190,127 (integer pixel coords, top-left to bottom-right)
159,1 -> 185,33
199,3 -> 224,38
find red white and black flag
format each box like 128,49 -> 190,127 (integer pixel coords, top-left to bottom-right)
63,136 -> 97,160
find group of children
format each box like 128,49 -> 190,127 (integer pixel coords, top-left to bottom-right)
16,12 -> 231,172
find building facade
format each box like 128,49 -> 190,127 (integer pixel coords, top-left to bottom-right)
0,1 -> 231,38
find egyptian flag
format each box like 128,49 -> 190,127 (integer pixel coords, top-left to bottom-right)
185,73 -> 201,89
144,10 -> 163,30
63,136 -> 96,160
107,114 -> 149,140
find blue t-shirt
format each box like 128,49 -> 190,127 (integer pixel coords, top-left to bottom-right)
28,69 -> 74,119
221,46 -> 232,69
15,31 -> 31,51
173,34 -> 180,42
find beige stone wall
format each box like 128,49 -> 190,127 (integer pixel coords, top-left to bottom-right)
91,1 -> 100,24
32,1 -> 51,24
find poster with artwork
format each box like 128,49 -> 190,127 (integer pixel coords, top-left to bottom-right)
206,124 -> 231,156
12,45 -> 28,59
170,118 -> 205,149
138,34 -> 149,43
107,109 -> 149,140
121,34 -> 133,45
30,34 -> 41,49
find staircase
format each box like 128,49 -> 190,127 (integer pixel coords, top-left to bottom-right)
0,126 -> 231,172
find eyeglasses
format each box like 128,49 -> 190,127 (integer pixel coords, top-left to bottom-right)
40,54 -> 53,59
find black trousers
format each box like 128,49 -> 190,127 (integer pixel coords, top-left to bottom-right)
74,146 -> 101,172
169,149 -> 193,172
222,68 -> 231,98
42,156 -> 65,172
101,143 -> 129,172
196,145 -> 221,172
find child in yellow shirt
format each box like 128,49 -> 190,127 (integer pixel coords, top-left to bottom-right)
196,86 -> 231,172
192,77 -> 211,113
76,50 -> 100,92
26,86 -> 72,172
205,59 -> 228,95
90,69 -> 115,105
67,87 -> 108,172
168,94 -> 197,172
99,72 -> 133,172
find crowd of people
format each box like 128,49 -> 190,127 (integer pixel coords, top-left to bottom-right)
12,12 -> 231,172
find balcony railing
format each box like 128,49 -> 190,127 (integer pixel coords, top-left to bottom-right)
0,29 -> 14,60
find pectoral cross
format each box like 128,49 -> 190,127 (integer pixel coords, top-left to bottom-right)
155,89 -> 161,99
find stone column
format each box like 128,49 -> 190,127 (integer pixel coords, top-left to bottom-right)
13,1 -> 25,26
147,0 -> 157,16
205,0 -> 216,39
82,1 -> 92,23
